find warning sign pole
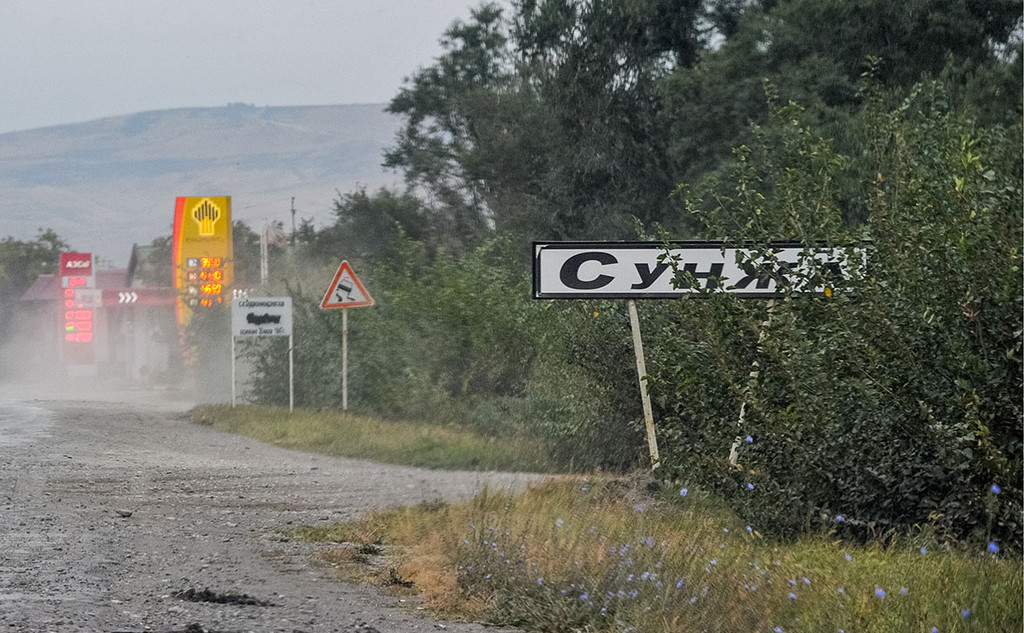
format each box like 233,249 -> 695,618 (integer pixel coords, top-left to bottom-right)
342,308 -> 349,411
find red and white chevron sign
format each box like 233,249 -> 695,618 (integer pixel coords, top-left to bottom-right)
102,288 -> 177,307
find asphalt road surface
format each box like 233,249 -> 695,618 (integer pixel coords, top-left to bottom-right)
0,383 -> 541,633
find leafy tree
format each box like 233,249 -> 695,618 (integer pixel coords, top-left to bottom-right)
232,220 -> 261,288
306,188 -> 429,262
0,229 -> 68,339
385,3 -> 511,252
661,0 -> 1023,190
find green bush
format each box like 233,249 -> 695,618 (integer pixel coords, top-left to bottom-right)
655,83 -> 1022,549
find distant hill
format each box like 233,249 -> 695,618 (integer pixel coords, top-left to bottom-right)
0,103 -> 403,264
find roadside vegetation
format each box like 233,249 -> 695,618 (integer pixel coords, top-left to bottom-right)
191,404 -> 560,472
291,477 -> 1022,633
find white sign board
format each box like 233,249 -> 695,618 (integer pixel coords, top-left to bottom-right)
533,242 -> 864,299
232,297 -> 292,337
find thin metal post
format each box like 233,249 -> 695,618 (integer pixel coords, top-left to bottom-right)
288,333 -> 294,413
342,308 -> 348,411
230,334 -> 236,408
628,299 -> 660,469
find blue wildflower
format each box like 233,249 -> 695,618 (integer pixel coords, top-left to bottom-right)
676,579 -> 684,588
988,541 -> 999,554
538,577 -> 543,585
920,547 -> 928,555
680,488 -> 688,496
875,588 -> 886,599
836,514 -> 845,522
746,435 -> 753,443
899,587 -> 908,596
845,553 -> 852,561
555,518 -> 563,527
991,484 -> 1001,494
803,577 -> 811,585
961,609 -> 971,618
788,592 -> 797,599
747,483 -> 755,490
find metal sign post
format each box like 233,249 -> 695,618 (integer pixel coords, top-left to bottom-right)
628,299 -> 660,468
231,297 -> 294,412
342,308 -> 348,411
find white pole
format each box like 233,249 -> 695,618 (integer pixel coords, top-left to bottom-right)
230,334 -> 236,408
288,333 -> 294,413
627,299 -> 660,469
259,222 -> 268,286
729,298 -> 775,468
342,308 -> 348,411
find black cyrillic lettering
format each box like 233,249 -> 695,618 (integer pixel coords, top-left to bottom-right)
632,262 -> 670,290
682,262 -> 724,289
559,252 -> 617,290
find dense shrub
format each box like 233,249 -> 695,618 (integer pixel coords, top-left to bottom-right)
654,83 -> 1022,549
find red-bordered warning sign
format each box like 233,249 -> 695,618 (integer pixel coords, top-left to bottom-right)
321,261 -> 375,309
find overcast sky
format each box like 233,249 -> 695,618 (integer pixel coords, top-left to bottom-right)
0,0 -> 498,135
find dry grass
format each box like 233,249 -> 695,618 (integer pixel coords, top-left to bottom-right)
293,475 -> 1023,633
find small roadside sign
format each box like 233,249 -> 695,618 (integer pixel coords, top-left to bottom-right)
229,296 -> 295,412
231,297 -> 293,337
320,261 -> 374,309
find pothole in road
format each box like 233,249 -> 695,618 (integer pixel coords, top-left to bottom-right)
172,587 -> 275,607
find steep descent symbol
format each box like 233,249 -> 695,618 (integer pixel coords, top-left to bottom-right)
191,199 -> 221,236
321,261 -> 374,309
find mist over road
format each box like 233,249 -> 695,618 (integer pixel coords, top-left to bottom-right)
0,385 -> 536,632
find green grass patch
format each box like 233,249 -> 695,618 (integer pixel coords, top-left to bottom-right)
292,475 -> 1023,632
190,404 -> 559,472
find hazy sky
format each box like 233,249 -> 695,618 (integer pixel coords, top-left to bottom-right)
0,0 -> 497,134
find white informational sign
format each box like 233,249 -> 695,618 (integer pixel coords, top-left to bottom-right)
230,296 -> 295,412
231,297 -> 293,337
533,242 -> 864,299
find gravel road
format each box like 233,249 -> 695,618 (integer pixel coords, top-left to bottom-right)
0,383 -> 542,633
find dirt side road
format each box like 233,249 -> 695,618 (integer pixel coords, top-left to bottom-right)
0,386 -> 541,633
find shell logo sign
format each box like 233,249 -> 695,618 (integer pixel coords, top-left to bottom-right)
191,198 -> 222,236
172,196 -> 232,326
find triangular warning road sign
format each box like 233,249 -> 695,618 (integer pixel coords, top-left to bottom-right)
321,261 -> 375,309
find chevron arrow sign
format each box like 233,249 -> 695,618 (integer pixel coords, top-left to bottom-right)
102,288 -> 177,307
